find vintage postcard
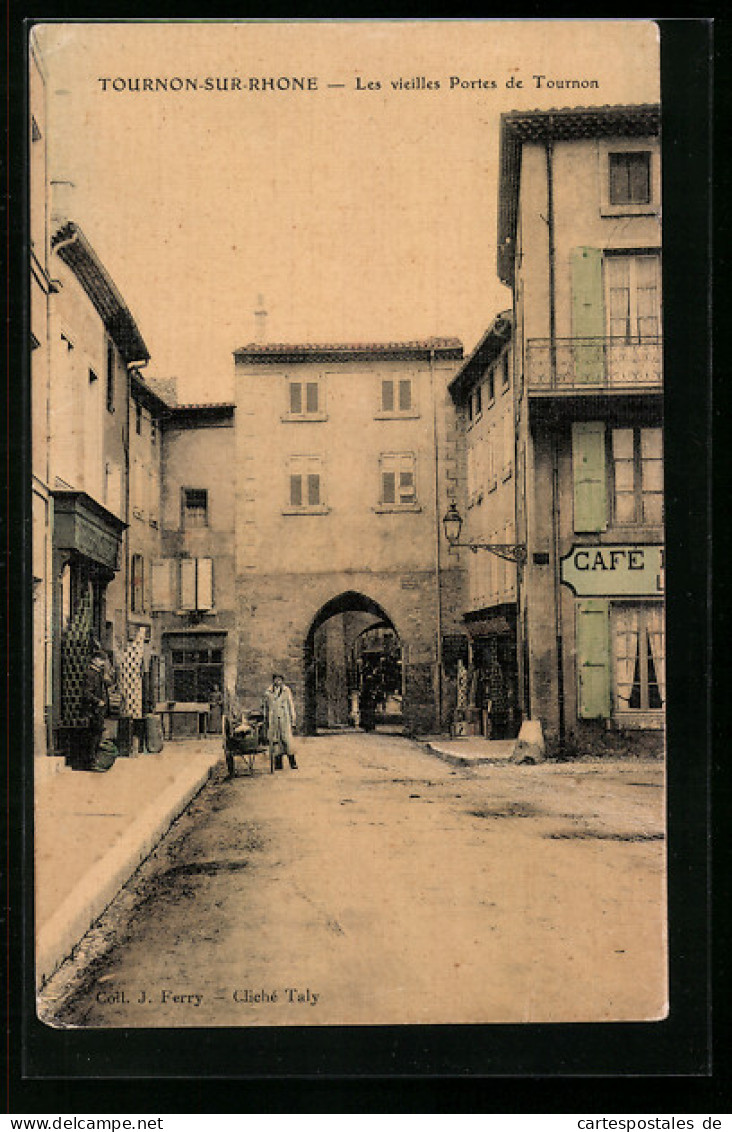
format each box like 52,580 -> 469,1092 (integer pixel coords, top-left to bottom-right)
28,19 -> 678,1045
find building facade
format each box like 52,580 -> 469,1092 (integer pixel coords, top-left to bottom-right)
448,313 -> 519,738
232,340 -> 466,735
152,400 -> 238,728
498,104 -> 663,752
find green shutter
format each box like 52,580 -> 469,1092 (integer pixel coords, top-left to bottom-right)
571,247 -> 605,384
572,422 -> 607,533
576,599 -> 611,719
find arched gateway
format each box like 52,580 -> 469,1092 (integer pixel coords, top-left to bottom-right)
303,591 -> 401,735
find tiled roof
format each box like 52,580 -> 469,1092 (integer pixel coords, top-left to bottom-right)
234,338 -> 463,363
497,103 -> 661,285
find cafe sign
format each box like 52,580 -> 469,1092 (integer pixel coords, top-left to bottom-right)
560,544 -> 664,597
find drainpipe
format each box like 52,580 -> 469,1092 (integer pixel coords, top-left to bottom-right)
429,345 -> 444,732
546,139 -> 566,754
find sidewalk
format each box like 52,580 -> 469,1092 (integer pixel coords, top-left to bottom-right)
35,738 -> 222,990
421,735 -> 517,766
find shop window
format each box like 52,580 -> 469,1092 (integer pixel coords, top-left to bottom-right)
609,151 -> 651,206
611,427 -> 663,526
613,604 -> 665,713
182,488 -> 208,528
380,453 -> 417,507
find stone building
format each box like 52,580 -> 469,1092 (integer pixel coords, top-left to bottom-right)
497,104 -> 664,752
232,339 -> 466,735
152,399 -> 237,727
447,312 -> 520,738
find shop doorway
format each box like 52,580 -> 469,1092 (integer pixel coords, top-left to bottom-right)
164,633 -> 226,704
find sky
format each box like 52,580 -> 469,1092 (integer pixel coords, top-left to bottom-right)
35,20 -> 660,403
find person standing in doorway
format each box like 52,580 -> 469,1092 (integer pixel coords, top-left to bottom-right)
263,673 -> 298,770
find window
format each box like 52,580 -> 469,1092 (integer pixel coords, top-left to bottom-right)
613,604 -> 664,713
106,339 -> 115,412
609,151 -> 651,206
379,378 -> 416,417
131,554 -> 145,613
89,368 -> 98,385
605,254 -> 661,341
485,364 -> 495,403
182,488 -> 208,528
135,401 -> 143,435
286,456 -> 326,512
611,427 -> 663,526
380,454 -> 417,507
286,378 -> 324,419
501,352 -> 510,391
472,385 -> 482,421
180,557 -> 214,612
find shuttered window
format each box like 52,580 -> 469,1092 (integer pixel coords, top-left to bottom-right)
179,558 -> 214,612
287,456 -> 324,510
380,454 -> 416,506
151,559 -> 176,611
571,247 -> 605,384
572,422 -> 607,533
288,379 -> 321,416
381,378 -> 414,414
576,599 -> 611,719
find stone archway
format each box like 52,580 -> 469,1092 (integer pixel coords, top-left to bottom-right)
303,591 -> 401,735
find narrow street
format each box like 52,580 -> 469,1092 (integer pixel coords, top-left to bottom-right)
38,733 -> 667,1028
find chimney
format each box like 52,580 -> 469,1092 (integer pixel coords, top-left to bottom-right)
254,294 -> 268,343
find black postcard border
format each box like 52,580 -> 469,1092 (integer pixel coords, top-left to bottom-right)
6,12 -> 719,1111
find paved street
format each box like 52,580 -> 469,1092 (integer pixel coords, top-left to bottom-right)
38,732 -> 667,1028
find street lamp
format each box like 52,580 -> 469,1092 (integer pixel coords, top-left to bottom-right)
442,503 -> 527,565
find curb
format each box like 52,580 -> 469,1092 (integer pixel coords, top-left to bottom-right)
36,753 -> 220,992
420,740 -> 511,768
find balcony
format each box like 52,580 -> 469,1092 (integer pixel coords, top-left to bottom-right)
526,337 -> 662,394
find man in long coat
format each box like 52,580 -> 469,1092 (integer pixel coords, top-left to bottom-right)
263,673 -> 298,770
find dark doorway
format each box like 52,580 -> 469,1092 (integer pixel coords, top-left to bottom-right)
303,592 -> 401,736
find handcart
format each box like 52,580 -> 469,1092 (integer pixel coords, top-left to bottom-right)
223,709 -> 271,777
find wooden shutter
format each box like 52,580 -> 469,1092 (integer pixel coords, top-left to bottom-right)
307,473 -> 320,506
381,380 -> 394,412
399,379 -> 411,412
576,599 -> 611,719
151,559 -> 175,611
382,470 -> 396,504
289,382 -> 302,414
572,422 -> 607,533
180,558 -> 196,611
306,382 -> 319,413
572,247 -> 605,384
197,558 -> 214,611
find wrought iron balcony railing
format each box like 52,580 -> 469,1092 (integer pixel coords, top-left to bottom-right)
526,337 -> 663,392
